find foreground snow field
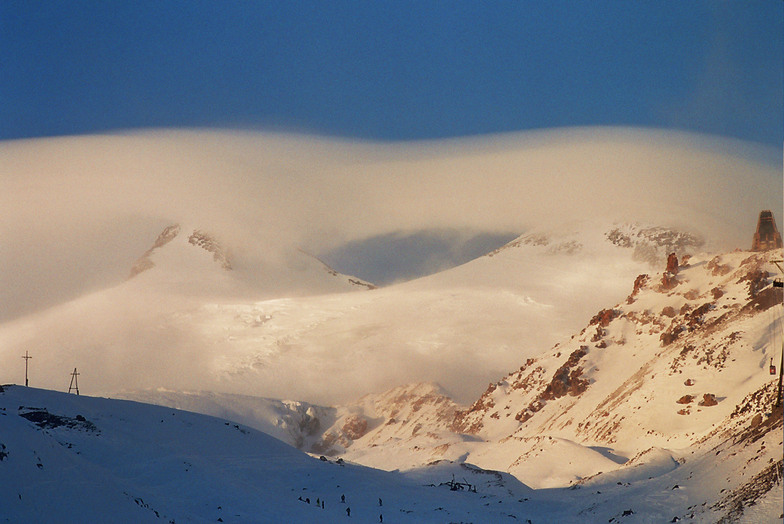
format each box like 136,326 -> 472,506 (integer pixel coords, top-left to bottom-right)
1,385 -> 535,524
3,383 -> 780,523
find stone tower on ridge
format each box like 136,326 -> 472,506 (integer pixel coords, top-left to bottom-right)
751,210 -> 783,251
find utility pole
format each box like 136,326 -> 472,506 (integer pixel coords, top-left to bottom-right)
22,351 -> 32,387
68,368 -> 80,395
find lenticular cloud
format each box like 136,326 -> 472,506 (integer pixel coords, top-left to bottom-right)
0,127 -> 779,402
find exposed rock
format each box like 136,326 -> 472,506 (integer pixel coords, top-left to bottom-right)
666,253 -> 679,274
188,230 -> 232,270
707,256 -> 732,277
626,274 -> 649,304
660,271 -> 679,291
129,224 -> 181,278
699,393 -> 718,407
540,347 -> 589,401
661,306 -> 677,318
590,308 -> 619,327
742,286 -> 782,313
605,225 -> 703,265
676,395 -> 694,405
660,329 -> 680,346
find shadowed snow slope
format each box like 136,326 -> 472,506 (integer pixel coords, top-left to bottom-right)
1,385 -> 535,524
4,383 -> 779,523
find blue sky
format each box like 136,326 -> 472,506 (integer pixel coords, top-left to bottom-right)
1,1 -> 782,146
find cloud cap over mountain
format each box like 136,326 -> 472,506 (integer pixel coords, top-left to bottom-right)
2,127 -> 779,320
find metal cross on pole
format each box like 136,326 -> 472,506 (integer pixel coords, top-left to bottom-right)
22,351 -> 32,387
68,368 -> 80,395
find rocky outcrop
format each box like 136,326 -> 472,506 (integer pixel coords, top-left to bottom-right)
188,230 -> 232,270
605,225 -> 703,265
659,253 -> 680,291
129,224 -> 181,277
666,252 -> 679,274
129,224 -> 233,277
626,274 -> 649,304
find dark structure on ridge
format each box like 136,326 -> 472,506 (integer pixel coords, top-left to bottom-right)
751,210 -> 783,252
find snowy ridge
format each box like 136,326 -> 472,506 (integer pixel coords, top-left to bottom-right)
342,248 -> 784,521
5,247 -> 782,521
0,385 -> 533,523
452,249 -> 780,449
123,247 -> 784,521
487,222 -> 704,265
128,223 -> 373,292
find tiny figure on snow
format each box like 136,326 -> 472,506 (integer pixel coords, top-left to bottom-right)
341,494 -> 346,503
378,497 -> 382,506
346,506 -> 351,517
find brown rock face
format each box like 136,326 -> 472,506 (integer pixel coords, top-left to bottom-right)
676,395 -> 694,404
699,393 -> 718,407
666,252 -> 679,274
540,347 -> 589,401
751,210 -> 783,251
661,306 -> 677,318
660,271 -> 679,291
590,309 -> 619,327
341,415 -> 369,440
129,224 -> 181,278
626,274 -> 649,304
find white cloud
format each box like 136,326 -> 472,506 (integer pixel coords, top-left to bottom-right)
0,127 -> 779,402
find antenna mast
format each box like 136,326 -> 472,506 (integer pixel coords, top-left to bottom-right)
22,351 -> 32,387
68,368 -> 80,395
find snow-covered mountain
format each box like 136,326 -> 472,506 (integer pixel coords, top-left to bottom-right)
0,218 -> 749,405
342,247 -> 784,521
128,223 -> 375,295
2,128 -> 781,522
121,246 -> 784,522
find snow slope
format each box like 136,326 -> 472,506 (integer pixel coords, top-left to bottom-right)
336,248 -> 784,521
5,372 -> 778,522
95,220 -> 708,403
1,385 -> 534,523
121,248 -> 784,522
